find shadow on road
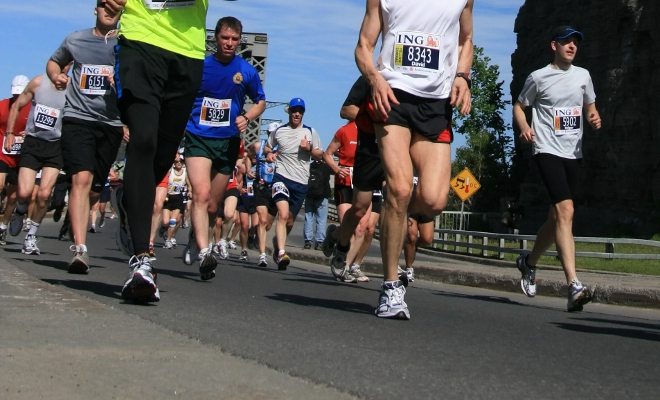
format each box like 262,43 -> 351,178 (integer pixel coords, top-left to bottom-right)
42,278 -> 123,301
433,290 -> 524,306
552,321 -> 660,342
266,292 -> 373,314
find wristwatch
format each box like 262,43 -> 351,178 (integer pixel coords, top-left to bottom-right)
455,72 -> 471,89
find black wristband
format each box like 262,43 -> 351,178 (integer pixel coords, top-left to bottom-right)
455,72 -> 471,89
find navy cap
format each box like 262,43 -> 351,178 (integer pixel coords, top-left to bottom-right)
288,97 -> 305,111
552,26 -> 583,41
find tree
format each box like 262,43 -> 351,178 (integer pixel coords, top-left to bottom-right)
451,46 -> 513,212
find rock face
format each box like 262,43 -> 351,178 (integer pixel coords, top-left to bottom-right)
510,0 -> 660,237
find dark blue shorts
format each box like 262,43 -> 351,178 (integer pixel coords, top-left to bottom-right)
270,174 -> 308,219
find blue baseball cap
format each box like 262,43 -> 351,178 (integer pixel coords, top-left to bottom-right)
288,97 -> 305,111
552,26 -> 583,42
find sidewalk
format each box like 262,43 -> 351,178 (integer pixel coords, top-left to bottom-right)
286,220 -> 660,310
0,260 -> 357,400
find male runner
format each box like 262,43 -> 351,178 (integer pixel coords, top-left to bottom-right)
48,0 -> 123,274
513,26 -> 601,312
264,98 -> 322,270
4,72 -> 67,255
183,16 -> 265,281
355,0 -> 474,319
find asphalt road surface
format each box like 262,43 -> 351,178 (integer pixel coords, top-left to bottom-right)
3,218 -> 660,399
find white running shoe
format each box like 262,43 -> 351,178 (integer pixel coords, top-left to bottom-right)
21,234 -> 40,255
375,280 -> 410,320
164,239 -> 174,249
567,279 -> 593,312
228,240 -> 237,250
349,264 -> 369,282
516,254 -> 536,297
121,255 -> 159,302
199,248 -> 217,281
258,252 -> 268,268
215,239 -> 229,260
239,249 -> 248,261
68,244 -> 90,274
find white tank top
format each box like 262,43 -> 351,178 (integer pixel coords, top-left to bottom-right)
168,168 -> 187,195
377,0 -> 467,99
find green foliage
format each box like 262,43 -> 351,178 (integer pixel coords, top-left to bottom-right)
452,47 -> 513,212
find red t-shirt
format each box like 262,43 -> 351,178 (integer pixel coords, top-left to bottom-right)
333,121 -> 358,187
0,97 -> 31,168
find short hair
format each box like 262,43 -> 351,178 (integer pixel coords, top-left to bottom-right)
215,16 -> 243,37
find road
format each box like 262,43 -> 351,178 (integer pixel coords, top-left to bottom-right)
3,218 -> 660,399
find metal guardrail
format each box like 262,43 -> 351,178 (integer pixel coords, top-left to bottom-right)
433,229 -> 660,260
326,202 -> 660,261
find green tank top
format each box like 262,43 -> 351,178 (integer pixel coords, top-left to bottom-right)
120,0 -> 208,60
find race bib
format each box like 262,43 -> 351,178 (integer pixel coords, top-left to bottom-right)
144,0 -> 195,9
246,179 -> 255,196
271,181 -> 289,198
2,134 -> 23,155
553,107 -> 582,136
200,97 -> 231,127
79,64 -> 113,95
393,31 -> 441,77
33,103 -> 61,131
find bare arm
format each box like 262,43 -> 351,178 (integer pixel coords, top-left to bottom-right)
450,0 -> 474,116
355,0 -> 398,121
340,105 -> 359,121
46,60 -> 70,91
323,137 -> 342,175
513,101 -> 534,143
585,103 -> 601,130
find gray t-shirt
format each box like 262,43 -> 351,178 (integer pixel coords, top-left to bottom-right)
50,29 -> 122,126
267,123 -> 321,185
25,74 -> 67,141
518,64 -> 596,159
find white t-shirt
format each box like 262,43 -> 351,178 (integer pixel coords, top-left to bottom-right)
377,0 -> 467,99
518,64 -> 596,159
267,123 -> 321,185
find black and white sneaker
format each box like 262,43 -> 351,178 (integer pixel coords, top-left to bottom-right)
199,248 -> 217,281
121,255 -> 159,303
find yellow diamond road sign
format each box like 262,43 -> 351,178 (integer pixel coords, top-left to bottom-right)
450,168 -> 481,202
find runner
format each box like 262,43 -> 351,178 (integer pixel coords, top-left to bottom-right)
48,1 -> 123,274
163,154 -> 188,249
0,75 -> 30,245
252,126 -> 278,267
182,16 -> 265,281
355,0 -> 474,319
513,25 -> 602,312
264,98 -> 323,270
3,72 -> 67,255
111,0 -> 208,301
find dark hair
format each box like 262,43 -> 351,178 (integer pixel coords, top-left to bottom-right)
215,16 -> 243,37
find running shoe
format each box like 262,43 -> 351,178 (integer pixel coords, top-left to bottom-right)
170,238 -> 177,247
330,244 -> 348,280
239,249 -> 248,261
304,240 -> 312,249
516,254 -> 536,297
199,248 -> 217,281
0,227 -> 7,245
258,252 -> 268,268
23,218 -> 32,232
336,268 -> 357,283
567,279 -> 593,312
228,240 -> 237,250
9,210 -> 26,236
397,266 -> 415,286
164,239 -> 174,249
349,263 -> 369,282
113,187 -> 134,256
375,280 -> 410,320
322,224 -> 337,257
276,252 -> 290,271
121,255 -> 160,303
67,245 -> 90,274
88,225 -> 97,233
214,239 -> 229,260
21,234 -> 40,255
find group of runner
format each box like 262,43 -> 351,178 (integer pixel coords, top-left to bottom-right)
1,0 -> 601,320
